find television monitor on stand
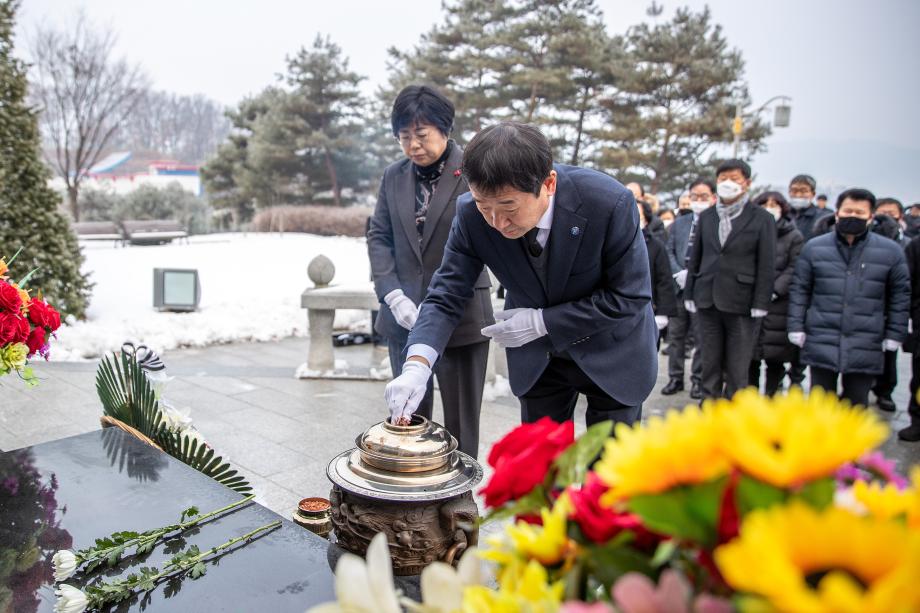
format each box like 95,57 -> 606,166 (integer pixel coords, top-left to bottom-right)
153,268 -> 201,312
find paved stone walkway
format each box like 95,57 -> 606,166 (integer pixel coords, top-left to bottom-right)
1,337 -> 917,523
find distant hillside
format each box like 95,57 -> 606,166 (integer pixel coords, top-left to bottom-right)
752,140 -> 920,204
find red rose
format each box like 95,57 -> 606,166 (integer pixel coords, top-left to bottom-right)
0,280 -> 22,313
27,298 -> 61,331
568,472 -> 657,546
0,311 -> 29,344
479,417 -> 574,508
25,326 -> 46,356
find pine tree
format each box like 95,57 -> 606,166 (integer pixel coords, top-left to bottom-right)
0,0 -> 90,318
592,6 -> 770,195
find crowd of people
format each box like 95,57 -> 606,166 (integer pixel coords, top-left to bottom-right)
640,167 -> 920,442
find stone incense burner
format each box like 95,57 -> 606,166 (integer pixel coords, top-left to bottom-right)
326,415 -> 482,575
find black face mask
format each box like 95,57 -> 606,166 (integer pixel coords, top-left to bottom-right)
836,216 -> 869,236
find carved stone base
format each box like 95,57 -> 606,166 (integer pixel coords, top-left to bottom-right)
329,486 -> 479,576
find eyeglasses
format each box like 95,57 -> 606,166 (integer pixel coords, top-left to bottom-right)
396,131 -> 431,147
689,194 -> 712,201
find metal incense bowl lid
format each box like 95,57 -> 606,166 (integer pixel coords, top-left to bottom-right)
356,415 -> 457,473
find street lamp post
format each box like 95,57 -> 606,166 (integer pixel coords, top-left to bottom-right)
732,95 -> 792,158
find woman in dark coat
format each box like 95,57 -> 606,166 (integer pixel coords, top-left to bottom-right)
748,192 -> 805,394
638,201 -> 678,347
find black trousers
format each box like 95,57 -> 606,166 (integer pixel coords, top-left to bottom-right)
519,358 -> 641,428
697,308 -> 757,399
908,351 -> 920,427
667,300 -> 702,385
388,339 -> 489,459
787,350 -> 806,386
871,349 -> 898,399
749,360 -> 787,396
809,366 -> 876,407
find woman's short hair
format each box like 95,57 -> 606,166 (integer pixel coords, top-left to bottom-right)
462,121 -> 553,196
390,85 -> 455,137
753,190 -> 792,218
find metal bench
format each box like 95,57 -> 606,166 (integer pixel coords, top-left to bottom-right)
122,219 -> 189,246
72,221 -> 125,246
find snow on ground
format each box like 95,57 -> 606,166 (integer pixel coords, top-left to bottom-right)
53,233 -> 373,360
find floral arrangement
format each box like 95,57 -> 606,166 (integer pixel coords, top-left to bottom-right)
313,388 -> 920,612
0,249 -> 61,386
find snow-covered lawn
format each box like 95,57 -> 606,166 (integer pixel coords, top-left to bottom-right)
53,233 -> 373,361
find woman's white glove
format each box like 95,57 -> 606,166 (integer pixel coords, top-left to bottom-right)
384,289 -> 419,330
385,360 -> 431,422
655,315 -> 669,330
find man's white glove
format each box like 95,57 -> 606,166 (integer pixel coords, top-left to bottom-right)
788,332 -> 806,348
655,315 -> 669,330
384,289 -> 419,331
882,339 -> 901,352
385,360 -> 431,422
684,300 -> 697,313
481,308 -> 547,348
673,269 -> 688,290
751,309 -> 768,318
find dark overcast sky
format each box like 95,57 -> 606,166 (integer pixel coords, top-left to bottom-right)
15,0 -> 920,199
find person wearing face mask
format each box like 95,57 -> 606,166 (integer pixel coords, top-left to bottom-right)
385,121 -> 657,429
788,174 -> 832,241
657,208 -> 676,232
638,200 -> 678,348
662,178 -> 715,398
367,85 -> 493,457
906,204 -> 920,240
684,160 -> 776,400
788,189 -> 910,408
748,192 -> 805,395
875,198 -> 909,247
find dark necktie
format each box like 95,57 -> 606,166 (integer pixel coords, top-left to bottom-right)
683,217 -> 698,268
524,228 -> 543,257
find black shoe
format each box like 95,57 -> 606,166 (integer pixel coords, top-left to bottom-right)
877,396 -> 896,412
898,424 -> 920,442
690,382 -> 703,400
661,379 -> 684,395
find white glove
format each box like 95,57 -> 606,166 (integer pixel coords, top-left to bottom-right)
751,309 -> 768,318
882,339 -> 901,352
480,308 -> 547,348
385,360 -> 431,422
772,293 -> 779,302
673,269 -> 688,290
384,289 -> 419,331
788,332 -> 806,348
684,300 -> 697,313
655,315 -> 669,330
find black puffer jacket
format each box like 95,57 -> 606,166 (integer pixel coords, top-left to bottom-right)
788,230 -> 910,374
753,217 -> 805,362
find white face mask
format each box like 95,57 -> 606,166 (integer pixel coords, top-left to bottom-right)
640,220 -> 647,229
717,180 -> 744,202
789,197 -> 812,210
767,207 -> 782,221
690,201 -> 710,215
662,219 -> 674,229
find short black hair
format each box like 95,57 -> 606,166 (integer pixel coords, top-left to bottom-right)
715,159 -> 751,180
836,188 -> 877,212
789,174 -> 817,192
390,85 -> 455,137
462,121 -> 553,196
689,177 -> 716,194
637,200 -> 653,225
877,197 -> 904,214
816,194 -> 828,201
657,207 -> 675,218
753,190 -> 791,218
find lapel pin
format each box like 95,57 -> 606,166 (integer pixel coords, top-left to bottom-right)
453,169 -> 462,177
571,226 -> 581,236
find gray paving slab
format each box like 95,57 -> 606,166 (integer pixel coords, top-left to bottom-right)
2,335 -> 918,524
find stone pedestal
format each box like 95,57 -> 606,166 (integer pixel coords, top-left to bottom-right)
329,486 -> 479,576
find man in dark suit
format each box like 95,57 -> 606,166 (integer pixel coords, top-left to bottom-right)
367,86 -> 493,457
385,121 -> 657,427
661,177 -> 716,398
684,159 -> 776,400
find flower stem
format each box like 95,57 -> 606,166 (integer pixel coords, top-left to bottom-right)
164,520 -> 282,573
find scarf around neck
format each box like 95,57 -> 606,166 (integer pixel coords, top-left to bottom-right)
716,197 -> 747,246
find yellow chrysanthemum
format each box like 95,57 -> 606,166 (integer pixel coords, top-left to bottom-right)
11,282 -> 29,311
715,502 -> 920,613
852,479 -> 913,521
595,405 -> 729,502
462,559 -> 563,613
715,388 -> 888,488
490,495 -> 574,567
0,258 -> 7,277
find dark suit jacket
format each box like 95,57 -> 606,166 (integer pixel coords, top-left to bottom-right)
646,230 -> 678,317
406,164 -> 658,406
684,202 -> 776,315
367,144 -> 493,347
666,211 -> 695,276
